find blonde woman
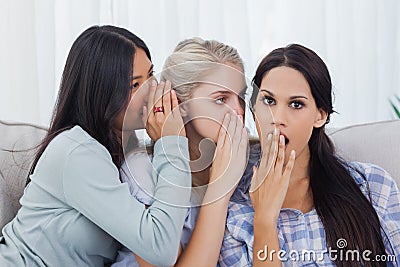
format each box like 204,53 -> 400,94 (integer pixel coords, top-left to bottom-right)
112,38 -> 250,267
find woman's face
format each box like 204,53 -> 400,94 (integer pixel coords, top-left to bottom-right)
116,48 -> 154,132
181,63 -> 246,143
253,66 -> 327,163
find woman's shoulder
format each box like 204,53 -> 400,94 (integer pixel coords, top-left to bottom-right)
42,125 -> 111,165
51,125 -> 105,153
347,161 -> 398,208
347,161 -> 396,186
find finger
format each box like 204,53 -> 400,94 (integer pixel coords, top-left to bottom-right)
262,132 -> 273,158
225,112 -> 238,148
249,166 -> 259,193
146,79 -> 157,116
217,113 -> 230,150
153,81 -> 165,112
258,132 -> 271,172
265,128 -> 279,174
162,80 -> 172,114
142,106 -> 148,126
170,89 -> 180,117
274,134 -> 286,175
233,114 -> 244,147
282,150 -> 296,181
239,127 -> 248,149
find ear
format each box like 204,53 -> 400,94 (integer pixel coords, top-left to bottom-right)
314,109 -> 328,128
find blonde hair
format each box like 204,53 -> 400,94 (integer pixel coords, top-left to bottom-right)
161,37 -> 244,101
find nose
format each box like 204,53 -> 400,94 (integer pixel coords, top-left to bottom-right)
230,96 -> 244,115
271,105 -> 287,127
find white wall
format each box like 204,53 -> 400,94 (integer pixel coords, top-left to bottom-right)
1,0 -> 399,130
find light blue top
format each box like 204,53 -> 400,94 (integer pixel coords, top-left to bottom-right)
0,126 -> 191,267
112,151 -> 201,267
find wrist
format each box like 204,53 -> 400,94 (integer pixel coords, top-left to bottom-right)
202,190 -> 231,207
253,213 -> 278,229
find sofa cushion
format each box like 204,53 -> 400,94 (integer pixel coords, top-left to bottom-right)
0,171 -> 15,230
329,120 -> 400,186
0,120 -> 47,230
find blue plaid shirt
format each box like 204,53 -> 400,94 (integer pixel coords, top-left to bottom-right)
220,148 -> 400,266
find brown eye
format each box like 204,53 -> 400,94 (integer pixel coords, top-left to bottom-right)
262,96 -> 275,105
131,82 -> 140,90
290,101 -> 304,109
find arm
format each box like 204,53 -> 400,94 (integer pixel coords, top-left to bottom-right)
135,112 -> 248,267
250,129 -> 295,267
174,113 -> 248,267
63,136 -> 191,266
64,83 -> 191,266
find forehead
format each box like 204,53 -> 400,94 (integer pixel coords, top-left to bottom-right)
132,48 -> 151,75
193,63 -> 246,96
261,66 -> 311,96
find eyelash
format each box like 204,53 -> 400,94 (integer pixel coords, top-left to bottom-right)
216,97 -> 225,104
262,96 -> 305,109
215,91 -> 246,105
131,71 -> 155,90
131,82 -> 140,89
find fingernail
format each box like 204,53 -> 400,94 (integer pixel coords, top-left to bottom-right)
274,127 -> 278,135
238,114 -> 243,123
267,133 -> 272,141
280,135 -> 284,144
291,150 -> 295,157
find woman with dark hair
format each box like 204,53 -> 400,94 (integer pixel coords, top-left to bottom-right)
0,25 -> 192,266
219,44 -> 400,266
113,37 -> 250,267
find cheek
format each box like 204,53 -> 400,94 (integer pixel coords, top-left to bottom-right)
288,117 -> 315,150
191,118 -> 220,142
121,93 -> 146,130
129,88 -> 147,108
186,101 -> 234,142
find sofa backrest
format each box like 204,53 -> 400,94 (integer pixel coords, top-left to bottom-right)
0,120 -> 47,230
329,120 -> 400,186
0,119 -> 398,231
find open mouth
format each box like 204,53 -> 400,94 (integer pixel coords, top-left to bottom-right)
268,130 -> 289,148
284,137 -> 289,146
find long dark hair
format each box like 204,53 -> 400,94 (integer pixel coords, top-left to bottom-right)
27,25 -> 151,184
251,44 -> 386,266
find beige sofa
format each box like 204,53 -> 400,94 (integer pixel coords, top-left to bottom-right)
0,119 -> 399,230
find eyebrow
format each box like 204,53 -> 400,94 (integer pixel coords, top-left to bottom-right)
208,90 -> 231,96
131,64 -> 154,80
207,85 -> 248,96
260,89 -> 308,100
